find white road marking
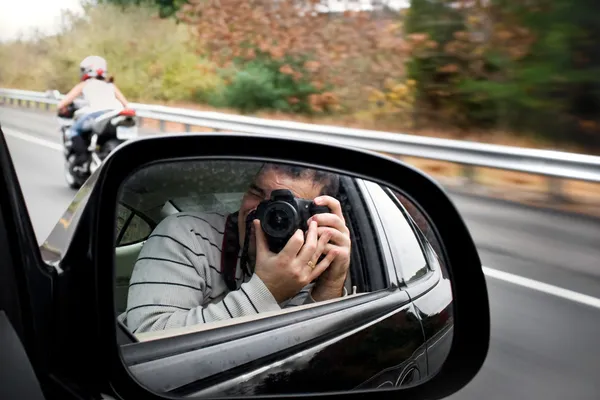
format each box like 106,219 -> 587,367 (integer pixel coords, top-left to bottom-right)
5,127 -> 600,310
483,266 -> 600,310
3,127 -> 62,151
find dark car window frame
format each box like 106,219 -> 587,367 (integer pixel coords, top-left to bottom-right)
339,176 -> 390,292
387,189 -> 451,280
363,182 -> 433,288
383,187 -> 433,272
355,179 -> 402,287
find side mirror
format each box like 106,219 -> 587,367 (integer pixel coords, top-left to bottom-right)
42,133 -> 490,400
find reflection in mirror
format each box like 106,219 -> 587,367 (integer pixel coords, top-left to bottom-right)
113,159 -> 453,397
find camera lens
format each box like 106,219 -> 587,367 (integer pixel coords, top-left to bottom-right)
266,208 -> 289,231
262,202 -> 297,238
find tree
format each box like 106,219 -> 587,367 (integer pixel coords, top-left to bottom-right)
177,0 -> 408,113
404,0 -> 600,147
403,0 -> 467,127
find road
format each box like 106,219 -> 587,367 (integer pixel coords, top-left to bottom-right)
2,106 -> 600,399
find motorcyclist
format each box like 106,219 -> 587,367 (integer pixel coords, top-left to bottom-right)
57,55 -> 129,166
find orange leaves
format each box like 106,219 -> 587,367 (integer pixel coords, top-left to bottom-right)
303,60 -> 321,73
425,40 -> 439,49
407,32 -> 430,50
453,30 -> 470,41
308,92 -> 340,113
177,0 -> 409,109
407,1 -> 538,84
578,119 -> 600,134
269,47 -> 286,60
406,32 -> 442,59
279,64 -> 294,75
245,48 -> 256,60
496,30 -> 514,41
438,64 -> 460,73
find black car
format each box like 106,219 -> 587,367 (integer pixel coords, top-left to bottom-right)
0,128 -> 489,400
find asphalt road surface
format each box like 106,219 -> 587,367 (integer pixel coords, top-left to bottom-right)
2,106 -> 600,400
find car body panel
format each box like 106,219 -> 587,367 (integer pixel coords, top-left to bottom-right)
39,167 -> 100,266
127,289 -> 422,396
363,180 -> 454,382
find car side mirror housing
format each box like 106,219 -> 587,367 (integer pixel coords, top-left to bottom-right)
41,132 -> 490,400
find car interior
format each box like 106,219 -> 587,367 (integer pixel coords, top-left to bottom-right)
113,160 -> 384,341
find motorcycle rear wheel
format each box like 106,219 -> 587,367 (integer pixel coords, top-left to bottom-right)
64,154 -> 85,190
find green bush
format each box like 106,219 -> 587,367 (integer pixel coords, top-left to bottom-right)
208,53 -> 327,114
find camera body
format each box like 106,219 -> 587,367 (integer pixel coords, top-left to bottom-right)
254,189 -> 331,253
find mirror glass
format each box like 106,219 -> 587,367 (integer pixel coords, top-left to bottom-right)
114,159 -> 453,397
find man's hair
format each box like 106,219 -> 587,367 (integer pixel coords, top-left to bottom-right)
257,163 -> 340,197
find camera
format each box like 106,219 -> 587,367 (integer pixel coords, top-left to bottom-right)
253,189 -> 331,253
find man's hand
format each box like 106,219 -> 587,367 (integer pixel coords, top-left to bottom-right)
306,196 -> 351,301
253,219 -> 338,303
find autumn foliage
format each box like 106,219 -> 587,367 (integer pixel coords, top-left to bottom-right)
405,0 -> 600,146
4,0 -> 600,148
177,0 -> 409,113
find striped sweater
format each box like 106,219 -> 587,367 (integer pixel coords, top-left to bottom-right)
121,211 -> 328,333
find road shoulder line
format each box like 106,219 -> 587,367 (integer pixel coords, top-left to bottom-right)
483,266 -> 600,310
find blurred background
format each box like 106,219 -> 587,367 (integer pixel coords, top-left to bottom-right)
1,1 -> 600,399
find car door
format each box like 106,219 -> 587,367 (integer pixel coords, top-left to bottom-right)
0,127 -> 54,400
351,178 -> 430,388
362,180 -> 454,380
112,173 -> 429,397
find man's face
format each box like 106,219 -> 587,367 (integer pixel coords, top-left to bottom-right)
237,167 -> 324,261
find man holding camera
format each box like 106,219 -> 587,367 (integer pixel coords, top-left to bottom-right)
123,163 -> 351,334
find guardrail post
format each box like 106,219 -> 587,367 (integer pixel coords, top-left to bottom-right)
184,124 -> 191,132
548,177 -> 568,204
159,120 -> 165,132
45,103 -> 50,111
18,99 -> 22,107
461,164 -> 476,186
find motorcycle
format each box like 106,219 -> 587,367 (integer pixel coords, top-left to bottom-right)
57,101 -> 139,189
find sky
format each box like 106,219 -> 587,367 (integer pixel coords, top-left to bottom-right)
0,0 -> 409,42
0,0 -> 84,41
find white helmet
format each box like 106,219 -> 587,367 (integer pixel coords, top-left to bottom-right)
79,55 -> 108,81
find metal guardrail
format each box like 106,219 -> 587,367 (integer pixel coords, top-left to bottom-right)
2,87 -> 600,201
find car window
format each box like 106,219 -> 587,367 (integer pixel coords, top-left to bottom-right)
363,181 -> 430,286
116,204 -> 131,239
120,213 -> 153,246
115,203 -> 153,246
